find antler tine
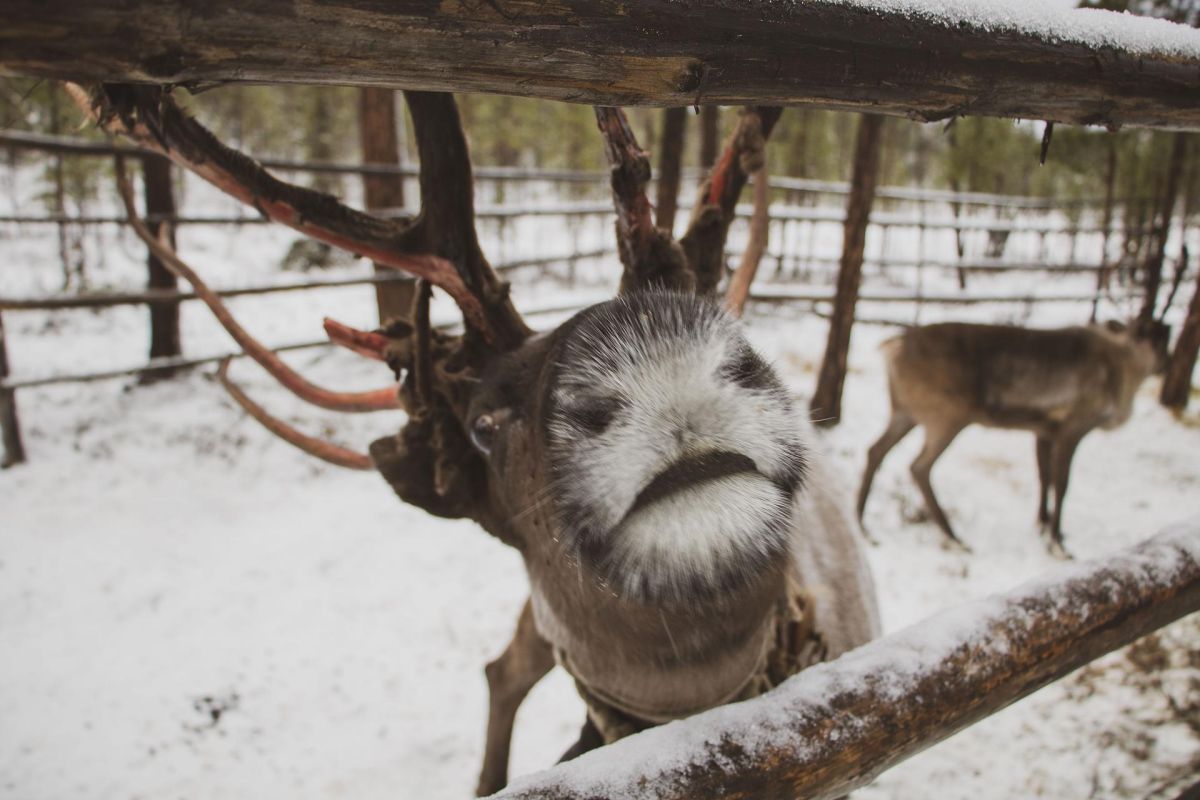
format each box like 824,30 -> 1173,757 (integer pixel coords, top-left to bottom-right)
681,106 -> 783,295
402,91 -> 530,353
594,107 -> 691,293
725,166 -> 771,317
216,359 -> 373,471
67,82 -> 517,347
113,156 -> 402,414
323,318 -> 391,362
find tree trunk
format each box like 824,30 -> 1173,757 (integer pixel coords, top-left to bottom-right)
1161,263 -> 1200,410
140,154 -> 181,381
655,107 -> 686,233
810,114 -> 885,427
1139,132 -> 1188,324
699,106 -> 720,174
358,87 -> 415,324
0,310 -> 25,467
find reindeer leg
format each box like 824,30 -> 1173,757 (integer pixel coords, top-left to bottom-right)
1035,434 -> 1053,526
910,421 -> 969,551
857,411 -> 916,529
558,717 -> 605,763
476,598 -> 555,797
1046,432 -> 1084,560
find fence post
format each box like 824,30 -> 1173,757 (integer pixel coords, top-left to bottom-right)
358,88 -> 415,324
141,154 -> 182,381
0,310 -> 27,467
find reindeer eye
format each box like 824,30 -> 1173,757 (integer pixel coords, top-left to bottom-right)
721,349 -> 772,391
470,413 -> 499,455
562,397 -> 620,436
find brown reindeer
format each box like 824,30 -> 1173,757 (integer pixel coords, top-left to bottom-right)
83,87 -> 879,796
857,320 -> 1170,556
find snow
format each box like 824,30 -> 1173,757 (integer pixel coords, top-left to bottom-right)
3,166 -> 1199,799
809,0 -> 1200,60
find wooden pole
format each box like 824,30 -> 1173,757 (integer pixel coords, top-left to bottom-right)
0,311 -> 26,467
7,2 -> 1200,128
810,113 -> 885,427
699,106 -> 720,174
655,107 -> 686,233
140,153 -> 181,381
1139,133 -> 1188,325
1161,261 -> 1200,411
358,87 -> 416,324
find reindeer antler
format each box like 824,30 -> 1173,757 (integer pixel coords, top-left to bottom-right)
682,107 -> 782,295
68,83 -> 529,352
113,156 -> 402,414
595,106 -> 781,296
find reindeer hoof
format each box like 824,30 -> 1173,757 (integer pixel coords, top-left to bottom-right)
1045,539 -> 1072,560
941,536 -> 972,554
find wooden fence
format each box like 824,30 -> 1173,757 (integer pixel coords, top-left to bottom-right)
1,130 -> 1191,467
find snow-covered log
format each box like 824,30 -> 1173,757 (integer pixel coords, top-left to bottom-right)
3,1 -> 1200,129
491,519 -> 1200,800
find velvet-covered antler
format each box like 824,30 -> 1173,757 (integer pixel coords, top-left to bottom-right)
594,105 -> 781,296
68,83 -> 529,351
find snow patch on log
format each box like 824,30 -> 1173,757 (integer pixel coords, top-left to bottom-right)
813,0 -> 1200,59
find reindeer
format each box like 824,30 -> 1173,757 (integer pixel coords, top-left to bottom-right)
82,86 -> 879,795
856,319 -> 1171,557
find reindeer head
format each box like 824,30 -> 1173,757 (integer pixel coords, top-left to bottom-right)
421,291 -> 808,607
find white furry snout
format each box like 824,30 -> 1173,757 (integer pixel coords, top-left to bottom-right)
546,292 -> 807,602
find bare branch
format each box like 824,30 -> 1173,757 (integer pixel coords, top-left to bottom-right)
594,107 -> 690,293
725,167 -> 771,317
113,156 -> 401,414
216,360 -> 373,471
681,107 -> 782,294
492,521 -> 1200,799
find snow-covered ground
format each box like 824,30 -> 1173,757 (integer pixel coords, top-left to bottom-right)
2,170 -> 1198,799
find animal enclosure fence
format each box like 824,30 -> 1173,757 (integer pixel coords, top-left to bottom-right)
0,129 -> 1193,467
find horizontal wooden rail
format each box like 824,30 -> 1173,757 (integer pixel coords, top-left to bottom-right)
492,519 -> 1200,799
0,251 -> 613,311
752,289 -> 1107,306
2,129 -> 1146,211
4,3 -> 1200,128
0,299 -> 597,390
0,205 -> 1136,239
0,129 -> 605,182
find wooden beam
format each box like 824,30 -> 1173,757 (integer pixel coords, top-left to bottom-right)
490,520 -> 1200,799
3,2 -> 1200,129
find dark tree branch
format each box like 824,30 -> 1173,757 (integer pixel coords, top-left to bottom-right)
681,106 -> 781,294
491,521 -> 1200,799
9,2 -> 1200,129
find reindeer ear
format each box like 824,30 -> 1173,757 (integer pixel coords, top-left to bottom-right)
1104,320 -> 1127,334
